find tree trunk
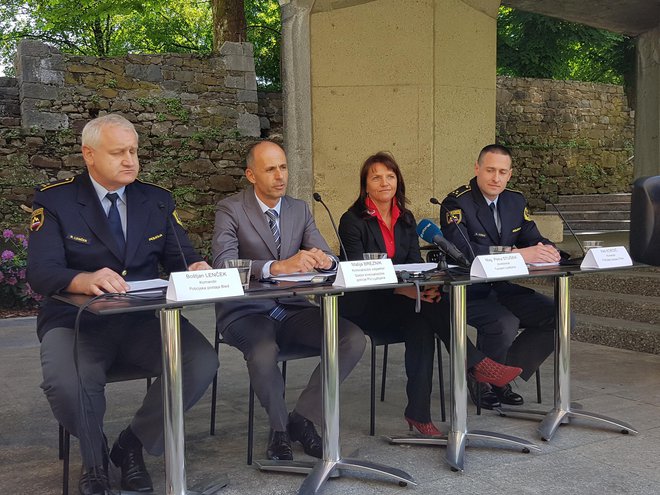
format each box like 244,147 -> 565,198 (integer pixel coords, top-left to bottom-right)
211,0 -> 247,51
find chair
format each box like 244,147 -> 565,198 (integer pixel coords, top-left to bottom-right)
58,365 -> 156,495
365,329 -> 446,436
208,329 -> 320,465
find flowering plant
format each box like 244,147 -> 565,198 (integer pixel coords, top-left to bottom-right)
0,228 -> 42,309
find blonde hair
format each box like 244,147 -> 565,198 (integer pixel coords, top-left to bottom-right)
81,114 -> 138,148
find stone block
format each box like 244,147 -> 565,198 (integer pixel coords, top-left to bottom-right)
237,113 -> 260,137
151,121 -> 172,136
219,42 -> 242,56
260,116 -> 271,130
244,73 -> 257,91
222,55 -> 255,73
22,110 -> 68,130
17,40 -> 58,58
62,154 -> 85,168
125,64 -> 163,83
174,71 -> 195,82
224,75 -> 244,89
237,90 -> 258,103
0,77 -> 18,87
181,158 -> 213,174
30,155 -> 62,169
209,174 -> 236,192
161,80 -> 183,91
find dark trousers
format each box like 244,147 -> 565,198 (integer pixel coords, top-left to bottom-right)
40,315 -> 218,468
221,306 -> 366,431
467,282 -> 569,380
343,292 -> 484,423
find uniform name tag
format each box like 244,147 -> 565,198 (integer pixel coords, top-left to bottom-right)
333,259 -> 398,288
166,269 -> 244,301
470,253 -> 529,279
580,246 -> 632,270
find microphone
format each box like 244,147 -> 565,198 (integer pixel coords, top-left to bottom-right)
159,202 -> 189,270
542,197 -> 586,258
430,197 -> 476,262
313,192 -> 347,261
416,219 -> 471,268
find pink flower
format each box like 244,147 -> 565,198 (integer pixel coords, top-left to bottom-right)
7,276 -> 17,285
2,229 -> 13,239
1,250 -> 14,261
18,269 -> 26,279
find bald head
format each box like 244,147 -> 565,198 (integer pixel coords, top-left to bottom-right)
245,141 -> 288,207
246,141 -> 285,170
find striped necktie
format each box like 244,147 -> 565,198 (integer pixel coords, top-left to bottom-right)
265,209 -> 281,256
106,193 -> 126,254
489,202 -> 501,234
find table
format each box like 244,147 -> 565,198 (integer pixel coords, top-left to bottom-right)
390,265 -> 638,471
57,281 -> 415,495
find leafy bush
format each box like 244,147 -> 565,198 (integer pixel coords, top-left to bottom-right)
0,228 -> 41,309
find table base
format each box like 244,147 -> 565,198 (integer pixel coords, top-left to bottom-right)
538,408 -> 638,441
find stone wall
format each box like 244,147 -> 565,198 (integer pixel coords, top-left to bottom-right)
497,76 -> 634,209
0,40 -> 283,252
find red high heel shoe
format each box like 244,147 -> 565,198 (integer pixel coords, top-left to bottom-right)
472,357 -> 522,388
405,417 -> 442,436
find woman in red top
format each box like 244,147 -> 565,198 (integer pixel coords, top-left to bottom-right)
338,152 -> 521,435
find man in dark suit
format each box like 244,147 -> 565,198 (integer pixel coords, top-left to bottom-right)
212,141 -> 365,461
441,144 -> 569,409
27,114 -> 218,495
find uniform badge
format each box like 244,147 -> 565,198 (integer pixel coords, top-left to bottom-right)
512,227 -> 521,233
524,207 -> 532,221
30,208 -> 44,232
446,209 -> 462,224
172,210 -> 184,227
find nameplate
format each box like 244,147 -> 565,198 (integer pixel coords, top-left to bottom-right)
166,269 -> 244,301
470,253 -> 529,279
333,259 -> 398,288
580,246 -> 632,270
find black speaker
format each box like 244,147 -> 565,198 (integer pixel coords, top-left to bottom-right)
629,175 -> 660,266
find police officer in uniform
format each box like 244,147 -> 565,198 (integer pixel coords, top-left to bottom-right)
440,144 -> 570,409
27,114 -> 218,495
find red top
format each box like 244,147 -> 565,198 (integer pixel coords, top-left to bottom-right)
366,196 -> 400,258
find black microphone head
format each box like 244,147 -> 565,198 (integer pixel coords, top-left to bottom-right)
541,196 -> 551,203
313,192 -> 322,202
430,197 -> 440,205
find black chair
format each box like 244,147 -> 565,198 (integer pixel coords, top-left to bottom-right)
58,365 -> 156,495
364,329 -> 446,436
209,330 -> 320,465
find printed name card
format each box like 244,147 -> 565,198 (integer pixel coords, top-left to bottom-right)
470,253 -> 529,279
166,269 -> 244,301
333,259 -> 398,288
580,246 -> 632,270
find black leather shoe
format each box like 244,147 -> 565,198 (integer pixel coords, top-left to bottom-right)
467,373 -> 501,410
492,383 -> 524,405
267,430 -> 294,460
79,465 -> 110,495
109,439 -> 153,492
288,412 -> 322,459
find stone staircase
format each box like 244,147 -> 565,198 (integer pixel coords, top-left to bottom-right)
520,265 -> 660,355
548,193 -> 631,232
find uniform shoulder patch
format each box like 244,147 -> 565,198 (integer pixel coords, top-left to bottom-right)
523,206 -> 532,221
30,207 -> 44,231
38,176 -> 75,191
448,184 -> 471,198
136,178 -> 172,192
446,209 -> 463,225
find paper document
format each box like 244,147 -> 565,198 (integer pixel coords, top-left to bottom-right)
393,263 -> 450,272
271,272 -> 335,282
127,278 -> 169,292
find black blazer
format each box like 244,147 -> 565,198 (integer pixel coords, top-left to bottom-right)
337,204 -> 421,319
27,172 -> 202,340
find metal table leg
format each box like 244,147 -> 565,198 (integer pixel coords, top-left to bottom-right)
538,276 -> 637,441
159,308 -> 228,495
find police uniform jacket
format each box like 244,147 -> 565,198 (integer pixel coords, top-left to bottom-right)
27,172 -> 202,340
440,177 -> 552,258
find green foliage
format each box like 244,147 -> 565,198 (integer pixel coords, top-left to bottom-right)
497,7 -> 634,86
245,0 -> 281,90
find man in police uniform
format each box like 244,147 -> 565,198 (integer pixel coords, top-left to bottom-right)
27,114 -> 218,495
441,144 -> 568,409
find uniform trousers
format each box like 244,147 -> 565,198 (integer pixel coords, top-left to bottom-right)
467,282 -> 570,380
343,292 -> 486,424
221,306 -> 366,431
40,314 -> 218,468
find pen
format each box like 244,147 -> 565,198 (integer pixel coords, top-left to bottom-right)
258,278 -> 279,284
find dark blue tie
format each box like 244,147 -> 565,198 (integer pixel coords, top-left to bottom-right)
106,193 -> 125,255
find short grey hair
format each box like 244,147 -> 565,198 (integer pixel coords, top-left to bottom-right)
81,114 -> 138,148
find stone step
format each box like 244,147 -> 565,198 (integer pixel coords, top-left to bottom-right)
562,211 -> 631,221
573,314 -> 660,355
546,201 -> 631,212
557,193 -> 631,205
568,220 -> 630,231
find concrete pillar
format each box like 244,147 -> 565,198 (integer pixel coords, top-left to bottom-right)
635,25 -> 660,178
279,0 -> 315,202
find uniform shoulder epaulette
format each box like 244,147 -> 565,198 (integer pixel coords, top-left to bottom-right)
505,187 -> 524,195
38,176 -> 75,191
136,178 -> 172,192
448,184 -> 471,198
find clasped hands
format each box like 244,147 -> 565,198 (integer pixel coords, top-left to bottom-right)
512,242 -> 561,263
68,261 -> 211,296
269,248 -> 333,276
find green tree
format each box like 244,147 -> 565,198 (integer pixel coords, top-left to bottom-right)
497,7 -> 635,87
245,0 -> 281,90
